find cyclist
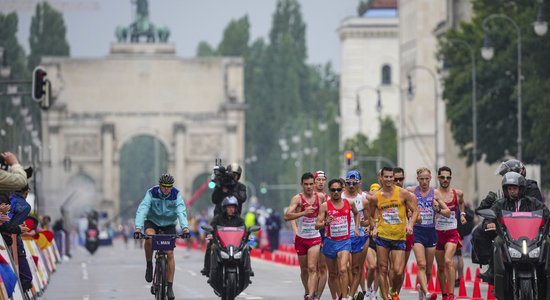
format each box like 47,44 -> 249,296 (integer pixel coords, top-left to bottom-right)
134,173 -> 190,300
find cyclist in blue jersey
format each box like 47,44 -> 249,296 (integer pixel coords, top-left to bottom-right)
134,173 -> 190,300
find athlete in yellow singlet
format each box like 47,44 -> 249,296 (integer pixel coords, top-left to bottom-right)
367,166 -> 419,300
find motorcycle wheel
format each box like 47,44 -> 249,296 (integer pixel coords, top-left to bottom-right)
224,272 -> 237,300
519,279 -> 533,300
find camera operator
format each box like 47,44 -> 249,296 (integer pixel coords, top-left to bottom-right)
211,163 -> 247,217
0,152 -> 27,192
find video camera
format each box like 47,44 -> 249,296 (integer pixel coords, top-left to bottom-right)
0,156 -> 8,171
211,158 -> 237,188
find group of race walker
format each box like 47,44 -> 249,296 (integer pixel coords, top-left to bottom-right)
284,158 -> 548,300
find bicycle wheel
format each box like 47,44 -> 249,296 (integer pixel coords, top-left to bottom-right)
156,257 -> 167,300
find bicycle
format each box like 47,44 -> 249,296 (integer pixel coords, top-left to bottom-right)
140,232 -> 185,300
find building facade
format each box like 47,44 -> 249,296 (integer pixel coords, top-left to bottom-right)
39,43 -> 245,221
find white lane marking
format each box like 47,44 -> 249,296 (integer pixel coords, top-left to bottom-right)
83,295 -> 90,300
81,262 -> 88,280
238,291 -> 263,299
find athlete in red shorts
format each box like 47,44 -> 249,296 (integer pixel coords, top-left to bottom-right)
285,172 -> 322,300
434,166 -> 467,300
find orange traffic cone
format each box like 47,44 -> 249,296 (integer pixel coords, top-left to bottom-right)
403,271 -> 413,290
432,264 -> 436,276
471,280 -> 483,300
457,278 -> 469,299
474,267 -> 481,282
411,262 -> 418,275
487,284 -> 496,299
465,267 -> 472,282
434,275 -> 441,293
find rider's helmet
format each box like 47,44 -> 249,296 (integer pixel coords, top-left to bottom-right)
501,172 -> 526,199
226,163 -> 242,180
159,173 -> 175,186
495,159 -> 526,176
222,196 -> 238,213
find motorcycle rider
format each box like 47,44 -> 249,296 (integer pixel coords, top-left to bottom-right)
476,172 -> 550,284
475,159 -> 543,279
201,196 -> 252,277
211,163 -> 247,217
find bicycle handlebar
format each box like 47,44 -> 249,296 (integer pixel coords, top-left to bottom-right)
134,232 -> 189,240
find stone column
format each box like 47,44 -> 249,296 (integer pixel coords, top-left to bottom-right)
226,125 -> 238,164
173,123 -> 186,193
101,124 -> 115,216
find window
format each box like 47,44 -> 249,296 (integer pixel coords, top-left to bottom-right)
381,64 -> 391,85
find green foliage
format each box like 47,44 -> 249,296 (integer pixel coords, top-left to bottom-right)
218,16 -> 250,56
196,41 -> 217,57
0,12 -> 36,156
439,0 -> 550,185
195,0 -> 341,212
28,2 -> 70,70
119,135 -> 168,220
357,0 -> 372,16
342,117 -> 398,182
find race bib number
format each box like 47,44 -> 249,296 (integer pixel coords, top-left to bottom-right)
298,216 -> 319,238
382,208 -> 402,225
436,211 -> 457,231
329,216 -> 349,237
419,207 -> 434,225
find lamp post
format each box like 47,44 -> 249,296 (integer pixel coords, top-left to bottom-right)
407,66 -> 439,173
481,14 -> 524,160
447,38 -> 478,205
481,7 -> 547,161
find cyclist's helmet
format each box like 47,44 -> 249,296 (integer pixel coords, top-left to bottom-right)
495,159 -> 526,176
226,163 -> 242,180
501,172 -> 526,199
159,173 -> 175,186
222,196 -> 238,213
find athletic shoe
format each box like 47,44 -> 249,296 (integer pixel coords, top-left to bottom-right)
145,264 -> 153,283
167,286 -> 175,300
355,291 -> 365,300
417,284 -> 425,300
391,292 -> 400,300
426,292 -> 437,300
447,295 -> 454,300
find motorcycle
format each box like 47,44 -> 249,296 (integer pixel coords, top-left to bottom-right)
201,225 -> 260,300
477,209 -> 550,300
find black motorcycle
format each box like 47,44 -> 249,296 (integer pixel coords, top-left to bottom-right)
477,209 -> 550,300
202,225 -> 259,300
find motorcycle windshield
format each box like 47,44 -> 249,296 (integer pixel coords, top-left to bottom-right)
501,210 -> 544,241
216,226 -> 245,248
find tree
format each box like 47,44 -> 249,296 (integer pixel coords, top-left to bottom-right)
196,41 -> 217,57
0,12 -> 33,154
357,0 -> 372,16
218,16 -> 250,56
343,117 -> 398,178
439,0 -> 550,183
28,2 -> 70,70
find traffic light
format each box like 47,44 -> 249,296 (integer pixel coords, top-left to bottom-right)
32,66 -> 47,101
208,181 -> 216,189
260,182 -> 267,194
345,151 -> 353,166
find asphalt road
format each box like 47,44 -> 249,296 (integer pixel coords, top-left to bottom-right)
40,239 -> 491,300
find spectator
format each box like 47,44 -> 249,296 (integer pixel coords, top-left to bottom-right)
0,152 -> 27,192
8,183 -> 33,292
266,208 -> 282,252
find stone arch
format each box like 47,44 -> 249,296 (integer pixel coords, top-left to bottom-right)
62,173 -> 98,222
118,134 -> 169,221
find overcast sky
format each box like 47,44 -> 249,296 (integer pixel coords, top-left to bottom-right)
7,0 -> 358,71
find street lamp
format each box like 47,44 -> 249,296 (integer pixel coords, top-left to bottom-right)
534,0 -> 548,36
481,5 -> 547,162
407,66 -> 439,173
446,38 -> 479,205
